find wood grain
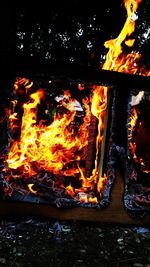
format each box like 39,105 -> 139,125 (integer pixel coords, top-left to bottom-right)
0,172 -> 149,225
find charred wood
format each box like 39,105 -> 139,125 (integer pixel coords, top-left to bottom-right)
85,114 -> 98,177
12,63 -> 150,90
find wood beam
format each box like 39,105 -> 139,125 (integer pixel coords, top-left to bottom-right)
13,63 -> 150,90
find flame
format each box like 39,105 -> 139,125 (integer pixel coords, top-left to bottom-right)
7,89 -> 91,177
97,174 -> 107,194
128,106 -> 150,173
7,77 -> 107,202
28,184 -> 37,194
102,0 -> 149,76
95,0 -> 146,191
5,0 -> 149,204
78,192 -> 98,204
128,107 -> 138,155
102,0 -> 150,178
65,184 -> 76,198
14,77 -> 33,94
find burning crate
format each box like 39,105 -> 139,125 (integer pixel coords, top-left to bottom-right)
0,0 -> 150,220
0,76 -> 115,208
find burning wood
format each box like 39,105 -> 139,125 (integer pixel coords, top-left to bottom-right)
1,78 -> 109,207
0,0 -> 149,214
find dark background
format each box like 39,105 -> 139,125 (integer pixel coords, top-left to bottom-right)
0,0 -> 149,68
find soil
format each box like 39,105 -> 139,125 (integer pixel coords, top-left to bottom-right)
0,218 -> 150,267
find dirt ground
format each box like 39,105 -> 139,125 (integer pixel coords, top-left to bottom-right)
0,218 -> 150,267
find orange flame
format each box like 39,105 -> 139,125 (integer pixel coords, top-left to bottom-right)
6,0 -> 149,202
8,89 -> 91,177
28,184 -> 37,194
102,0 -> 149,75
14,77 -> 33,94
128,107 -> 138,159
7,76 -> 107,200
96,0 -> 146,191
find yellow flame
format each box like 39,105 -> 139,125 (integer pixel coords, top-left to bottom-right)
103,0 -> 142,73
28,184 -> 37,194
6,0 -> 149,204
14,77 -> 33,94
7,88 -> 92,176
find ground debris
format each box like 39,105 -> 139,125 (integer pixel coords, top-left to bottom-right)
0,218 -> 149,266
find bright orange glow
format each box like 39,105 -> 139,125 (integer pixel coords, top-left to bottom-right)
7,90 -> 91,176
128,107 -> 138,158
5,0 -> 149,203
102,0 -> 150,177
97,174 -> 107,194
28,184 -> 37,194
96,0 -> 147,190
65,184 -> 76,198
7,77 -> 107,201
78,193 -> 98,204
102,0 -> 150,76
14,77 -> 33,94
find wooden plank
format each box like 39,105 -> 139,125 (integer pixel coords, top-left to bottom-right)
13,63 -> 150,90
0,171 -> 149,225
85,114 -> 98,177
